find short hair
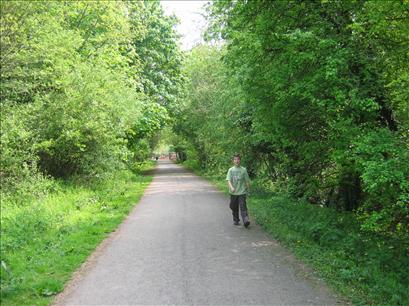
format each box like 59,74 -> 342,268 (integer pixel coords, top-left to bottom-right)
233,153 -> 241,159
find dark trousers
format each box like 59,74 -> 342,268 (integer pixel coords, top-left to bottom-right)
229,194 -> 249,223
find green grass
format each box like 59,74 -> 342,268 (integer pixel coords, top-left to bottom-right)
194,168 -> 409,306
249,195 -> 409,306
0,164 -> 154,306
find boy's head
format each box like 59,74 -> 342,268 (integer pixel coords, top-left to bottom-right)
232,153 -> 241,166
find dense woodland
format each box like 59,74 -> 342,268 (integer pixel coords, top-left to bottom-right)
1,1 -> 182,195
1,2 -> 183,303
1,1 -> 408,305
174,0 -> 409,241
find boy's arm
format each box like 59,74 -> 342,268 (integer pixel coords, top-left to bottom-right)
226,169 -> 235,193
227,180 -> 235,192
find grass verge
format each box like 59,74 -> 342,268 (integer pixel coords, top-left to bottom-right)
185,164 -> 409,306
0,163 -> 154,306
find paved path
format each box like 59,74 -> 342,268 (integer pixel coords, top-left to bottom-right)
54,160 -> 341,305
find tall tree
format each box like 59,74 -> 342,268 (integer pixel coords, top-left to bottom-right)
124,1 -> 184,161
0,1 -> 184,189
179,0 -> 409,238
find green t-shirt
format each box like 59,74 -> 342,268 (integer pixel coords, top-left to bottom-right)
226,166 -> 250,195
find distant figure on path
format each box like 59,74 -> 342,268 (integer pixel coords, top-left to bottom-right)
226,153 -> 251,228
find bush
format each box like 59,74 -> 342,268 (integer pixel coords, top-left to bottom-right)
0,104 -> 52,202
353,128 -> 409,239
30,62 -> 140,178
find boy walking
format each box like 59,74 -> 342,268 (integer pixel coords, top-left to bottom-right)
226,154 -> 251,228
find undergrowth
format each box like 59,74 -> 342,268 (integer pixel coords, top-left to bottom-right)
0,163 -> 154,306
188,164 -> 409,306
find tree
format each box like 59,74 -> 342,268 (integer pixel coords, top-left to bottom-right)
193,0 -> 409,238
126,0 -> 184,116
0,1 -> 183,191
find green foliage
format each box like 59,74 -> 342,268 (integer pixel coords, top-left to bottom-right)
175,45 -> 254,174
182,143 -> 202,171
353,128 -> 409,237
126,0 -> 184,117
126,101 -> 170,162
1,0 -> 407,304
0,103 -> 49,198
124,0 -> 183,162
175,3 -> 409,303
178,1 -> 409,240
0,170 -> 152,306
202,173 -> 408,305
1,1 -> 135,184
1,0 -> 183,190
31,63 -> 141,178
0,3 -> 182,303
249,194 -> 409,306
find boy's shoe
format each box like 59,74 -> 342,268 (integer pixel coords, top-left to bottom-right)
244,221 -> 250,228
234,221 -> 240,226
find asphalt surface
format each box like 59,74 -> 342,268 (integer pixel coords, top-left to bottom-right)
54,160 -> 341,305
